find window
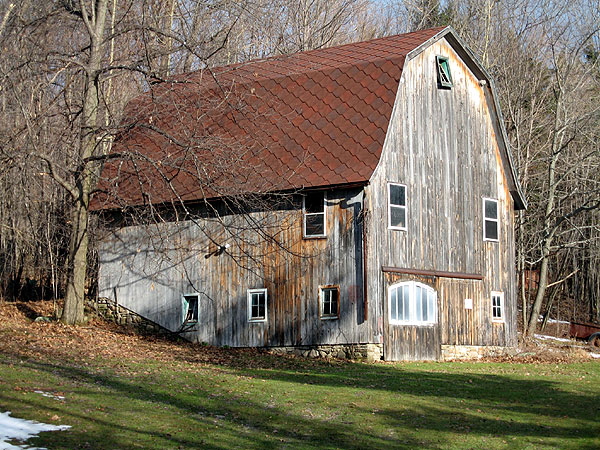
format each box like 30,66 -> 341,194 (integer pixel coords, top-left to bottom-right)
320,286 -> 340,319
182,294 -> 199,323
248,288 -> 267,322
388,183 -> 407,230
483,198 -> 499,241
389,281 -> 437,325
492,291 -> 504,322
303,191 -> 326,238
436,55 -> 453,88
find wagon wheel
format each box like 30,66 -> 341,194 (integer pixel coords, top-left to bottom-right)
588,332 -> 600,347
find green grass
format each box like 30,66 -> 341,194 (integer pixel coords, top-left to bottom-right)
0,349 -> 599,449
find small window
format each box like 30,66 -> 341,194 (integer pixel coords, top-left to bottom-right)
436,55 -> 453,88
320,286 -> 340,319
303,191 -> 326,238
492,291 -> 504,322
388,183 -> 407,230
182,294 -> 199,323
302,191 -> 327,237
248,288 -> 267,322
483,198 -> 499,241
389,281 -> 437,325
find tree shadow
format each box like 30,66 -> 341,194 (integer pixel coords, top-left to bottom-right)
1,348 -> 598,450
14,302 -> 42,320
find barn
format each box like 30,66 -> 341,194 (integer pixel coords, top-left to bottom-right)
93,26 -> 526,361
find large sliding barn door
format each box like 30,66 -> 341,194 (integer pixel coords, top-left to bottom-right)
383,281 -> 441,361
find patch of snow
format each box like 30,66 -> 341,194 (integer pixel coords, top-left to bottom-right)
0,411 -> 70,450
545,318 -> 570,325
537,316 -> 570,324
534,334 -> 572,343
590,353 -> 600,359
33,391 -> 65,401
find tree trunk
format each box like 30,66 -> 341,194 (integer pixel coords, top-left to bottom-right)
525,91 -> 564,336
62,195 -> 89,324
60,0 -> 109,324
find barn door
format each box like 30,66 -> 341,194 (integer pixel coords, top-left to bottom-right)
383,281 -> 441,360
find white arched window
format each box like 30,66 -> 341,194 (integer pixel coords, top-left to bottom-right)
389,281 -> 437,325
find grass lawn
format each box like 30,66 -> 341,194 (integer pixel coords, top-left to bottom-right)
0,303 -> 599,449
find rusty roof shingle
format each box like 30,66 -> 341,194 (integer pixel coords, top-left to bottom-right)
93,27 -> 446,210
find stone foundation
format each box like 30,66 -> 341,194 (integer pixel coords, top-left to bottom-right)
86,297 -> 171,335
441,345 -> 516,360
268,343 -> 383,361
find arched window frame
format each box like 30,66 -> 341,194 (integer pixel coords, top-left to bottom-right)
388,281 -> 437,326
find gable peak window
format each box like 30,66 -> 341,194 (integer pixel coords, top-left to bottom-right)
182,294 -> 199,323
303,191 -> 326,238
248,288 -> 267,322
388,183 -> 407,230
389,281 -> 437,325
320,285 -> 340,320
436,55 -> 453,88
492,291 -> 504,322
483,198 -> 499,242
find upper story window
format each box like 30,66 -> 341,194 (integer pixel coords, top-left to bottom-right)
436,55 -> 453,88
248,288 -> 267,322
483,198 -> 499,242
182,294 -> 199,323
319,285 -> 340,320
303,191 -> 326,238
389,281 -> 437,325
388,183 -> 407,230
491,291 -> 504,322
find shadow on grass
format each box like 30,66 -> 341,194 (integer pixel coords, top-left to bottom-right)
226,360 -> 598,420
0,349 -> 598,450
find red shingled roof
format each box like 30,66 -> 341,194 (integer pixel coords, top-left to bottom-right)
93,27 -> 446,210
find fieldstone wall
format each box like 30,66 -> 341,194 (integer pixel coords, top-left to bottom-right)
86,297 -> 170,334
441,345 -> 516,360
269,343 -> 383,362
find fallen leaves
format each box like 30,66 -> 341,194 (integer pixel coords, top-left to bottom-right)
1,299 -> 594,371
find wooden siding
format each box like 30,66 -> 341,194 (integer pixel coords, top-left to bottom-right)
98,188 -> 378,348
368,37 -> 518,360
97,35 -> 519,360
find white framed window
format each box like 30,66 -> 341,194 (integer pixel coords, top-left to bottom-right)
248,288 -> 267,322
491,291 -> 504,322
483,198 -> 499,242
319,285 -> 340,320
436,55 -> 453,88
182,293 -> 199,323
303,191 -> 326,238
389,281 -> 437,325
388,183 -> 407,230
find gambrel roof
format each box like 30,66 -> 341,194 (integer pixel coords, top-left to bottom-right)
93,27 -> 526,211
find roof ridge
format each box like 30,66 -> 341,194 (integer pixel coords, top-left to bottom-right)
173,27 -> 447,86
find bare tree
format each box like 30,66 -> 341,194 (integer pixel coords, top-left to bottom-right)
2,0 -> 356,324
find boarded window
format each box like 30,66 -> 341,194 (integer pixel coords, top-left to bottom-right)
248,288 -> 267,322
492,292 -> 504,322
436,55 -> 453,88
303,192 -> 326,237
388,183 -> 407,230
483,198 -> 499,241
320,286 -> 340,319
182,294 -> 199,323
389,281 -> 437,325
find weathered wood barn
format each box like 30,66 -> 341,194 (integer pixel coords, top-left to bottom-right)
93,26 -> 526,361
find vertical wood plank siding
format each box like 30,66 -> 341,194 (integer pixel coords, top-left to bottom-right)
98,188 -> 376,347
368,38 -> 517,360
